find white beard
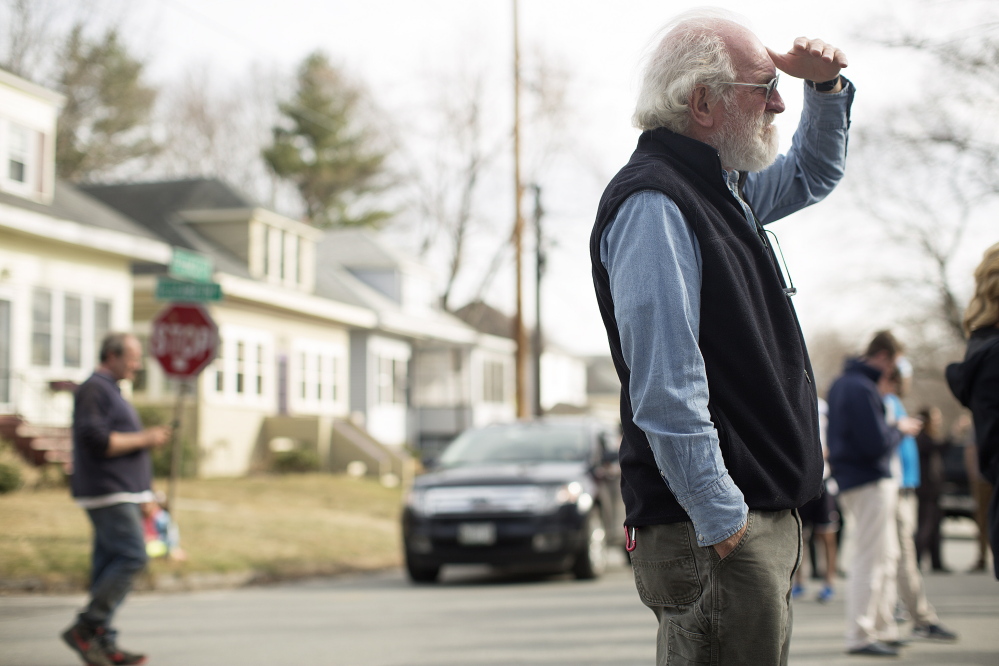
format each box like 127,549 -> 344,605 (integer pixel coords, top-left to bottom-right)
716,104 -> 779,172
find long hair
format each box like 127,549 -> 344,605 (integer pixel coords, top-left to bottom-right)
964,241 -> 999,336
632,9 -> 743,133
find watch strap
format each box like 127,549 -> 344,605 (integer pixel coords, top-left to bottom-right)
807,76 -> 841,92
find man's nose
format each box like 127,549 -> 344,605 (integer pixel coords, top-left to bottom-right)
767,90 -> 785,114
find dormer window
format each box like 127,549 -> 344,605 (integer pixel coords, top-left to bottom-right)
257,221 -> 315,291
2,121 -> 39,196
8,123 -> 28,182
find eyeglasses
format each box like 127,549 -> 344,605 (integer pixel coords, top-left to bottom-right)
764,228 -> 796,297
719,75 -> 779,103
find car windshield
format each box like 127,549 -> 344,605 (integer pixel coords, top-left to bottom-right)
438,423 -> 591,467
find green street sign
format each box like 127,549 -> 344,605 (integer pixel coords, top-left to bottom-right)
169,248 -> 214,283
156,276 -> 222,302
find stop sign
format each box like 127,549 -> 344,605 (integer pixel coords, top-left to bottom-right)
150,303 -> 219,379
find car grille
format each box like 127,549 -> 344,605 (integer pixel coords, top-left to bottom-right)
423,485 -> 546,516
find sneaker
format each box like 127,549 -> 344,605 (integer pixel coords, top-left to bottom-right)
816,585 -> 835,603
893,602 -> 910,623
98,633 -> 147,665
791,583 -> 805,599
61,622 -> 112,666
912,623 -> 958,641
847,641 -> 899,657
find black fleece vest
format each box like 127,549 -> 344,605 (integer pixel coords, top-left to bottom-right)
590,128 -> 823,526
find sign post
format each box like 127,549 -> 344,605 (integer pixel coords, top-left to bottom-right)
150,303 -> 219,516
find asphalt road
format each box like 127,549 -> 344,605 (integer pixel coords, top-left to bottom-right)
1,528 -> 997,666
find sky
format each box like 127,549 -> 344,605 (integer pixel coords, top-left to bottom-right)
32,0 -> 999,355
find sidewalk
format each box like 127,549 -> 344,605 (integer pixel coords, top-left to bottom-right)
789,518 -> 999,665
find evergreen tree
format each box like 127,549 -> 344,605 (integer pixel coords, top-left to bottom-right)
55,25 -> 160,182
263,51 -> 390,227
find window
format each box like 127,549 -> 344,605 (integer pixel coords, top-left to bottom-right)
63,294 -> 82,368
329,356 -> 338,402
93,299 -> 111,365
211,330 -> 271,403
377,356 -> 408,405
284,233 -> 297,283
316,354 -> 324,401
0,299 -> 10,403
8,124 -> 29,183
236,341 -> 246,394
215,338 -> 225,392
31,288 -> 51,366
291,342 -> 344,412
262,226 -> 271,277
300,351 -> 308,399
256,344 -> 264,395
483,360 -> 506,403
278,229 -> 286,280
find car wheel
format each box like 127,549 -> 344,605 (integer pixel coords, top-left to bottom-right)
405,553 -> 441,583
573,509 -> 607,580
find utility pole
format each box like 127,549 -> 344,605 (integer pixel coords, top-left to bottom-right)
512,0 -> 529,419
531,184 -> 545,418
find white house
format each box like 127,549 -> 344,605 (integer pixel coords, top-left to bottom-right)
84,182 -> 518,475
0,69 -> 171,431
317,230 -> 517,458
82,179 -> 379,477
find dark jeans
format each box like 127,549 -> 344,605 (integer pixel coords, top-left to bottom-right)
629,510 -> 801,665
79,503 -> 148,634
915,492 -> 944,569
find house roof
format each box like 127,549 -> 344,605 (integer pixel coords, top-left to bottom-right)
0,180 -> 171,262
453,300 -> 515,340
320,228 -> 424,271
80,178 -> 259,278
315,233 -> 509,347
1,180 -> 162,241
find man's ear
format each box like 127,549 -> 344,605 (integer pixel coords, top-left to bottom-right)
689,85 -> 717,129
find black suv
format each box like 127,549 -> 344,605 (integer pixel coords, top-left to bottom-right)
402,419 -> 625,583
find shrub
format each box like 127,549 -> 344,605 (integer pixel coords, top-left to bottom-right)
271,449 -> 321,474
0,461 -> 23,494
151,437 -> 198,478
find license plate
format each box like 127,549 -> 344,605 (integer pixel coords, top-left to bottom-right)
457,522 -> 496,546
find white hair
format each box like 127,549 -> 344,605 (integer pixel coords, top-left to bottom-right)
632,8 -> 752,132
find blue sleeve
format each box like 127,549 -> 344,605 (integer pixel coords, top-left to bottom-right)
744,78 -> 855,223
846,381 -> 900,461
600,191 -> 747,546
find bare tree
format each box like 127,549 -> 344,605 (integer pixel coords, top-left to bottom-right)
0,0 -> 58,79
400,44 -> 574,313
150,62 -> 290,207
402,66 -> 508,311
850,0 -> 999,344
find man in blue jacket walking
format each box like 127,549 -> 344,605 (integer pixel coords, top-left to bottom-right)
61,333 -> 171,666
828,330 -> 922,657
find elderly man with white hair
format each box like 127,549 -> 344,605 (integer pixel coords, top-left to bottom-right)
590,8 -> 853,664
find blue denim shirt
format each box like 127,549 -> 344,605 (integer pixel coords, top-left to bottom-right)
599,80 -> 854,545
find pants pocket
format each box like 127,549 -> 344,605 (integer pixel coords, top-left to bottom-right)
666,620 -> 710,665
630,523 -> 702,606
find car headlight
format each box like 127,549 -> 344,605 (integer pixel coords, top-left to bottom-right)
541,482 -> 593,515
405,487 -> 428,517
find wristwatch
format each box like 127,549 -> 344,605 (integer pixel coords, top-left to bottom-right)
807,76 -> 841,92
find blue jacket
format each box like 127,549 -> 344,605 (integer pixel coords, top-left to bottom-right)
827,358 -> 901,492
71,371 -> 152,498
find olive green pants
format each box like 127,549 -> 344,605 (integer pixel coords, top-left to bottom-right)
629,510 -> 802,665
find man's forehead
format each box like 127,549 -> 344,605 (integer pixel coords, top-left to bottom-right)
723,25 -> 773,77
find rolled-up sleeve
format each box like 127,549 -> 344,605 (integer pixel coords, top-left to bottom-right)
601,191 -> 747,546
73,382 -> 112,457
745,78 -> 855,223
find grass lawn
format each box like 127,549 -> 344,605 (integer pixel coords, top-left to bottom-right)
0,474 -> 404,591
